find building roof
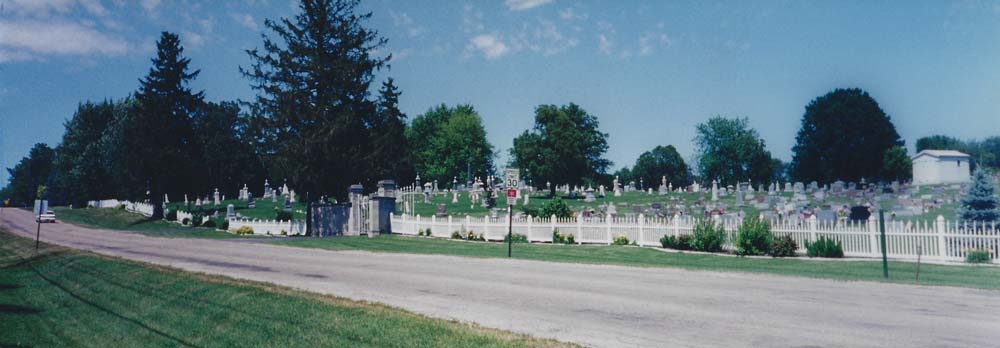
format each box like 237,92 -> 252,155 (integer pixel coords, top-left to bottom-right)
912,149 -> 970,160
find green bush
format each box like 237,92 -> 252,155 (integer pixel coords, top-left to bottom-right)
220,220 -> 230,231
552,229 -> 575,244
235,226 -> 254,235
540,197 -> 573,218
520,205 -> 541,217
503,233 -> 528,243
191,214 -> 203,227
690,219 -> 725,252
734,216 -> 772,256
805,236 -> 844,258
660,235 -> 676,248
418,228 -> 433,237
612,234 -> 630,246
466,231 -> 485,241
660,235 -> 691,250
181,218 -> 190,225
202,220 -> 216,228
165,209 -> 178,221
275,209 -> 292,221
451,230 -> 462,239
676,235 -> 693,250
770,235 -> 798,257
115,204 -> 125,210
966,248 -> 993,264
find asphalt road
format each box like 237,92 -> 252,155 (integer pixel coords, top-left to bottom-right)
3,208 -> 999,348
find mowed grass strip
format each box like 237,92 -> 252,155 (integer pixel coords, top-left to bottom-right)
277,235 -> 1000,290
0,231 -> 575,348
53,207 -> 248,239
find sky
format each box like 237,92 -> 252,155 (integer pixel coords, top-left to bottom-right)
2,0 -> 1000,185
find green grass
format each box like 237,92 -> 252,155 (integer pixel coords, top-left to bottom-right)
0,230 -> 574,348
167,199 -> 308,220
277,235 -> 1000,290
53,207 -> 249,239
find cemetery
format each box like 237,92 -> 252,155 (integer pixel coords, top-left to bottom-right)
74,170 -> 999,264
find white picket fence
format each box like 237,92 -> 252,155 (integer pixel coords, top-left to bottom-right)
87,199 -> 122,209
123,201 -> 154,217
227,218 -> 306,236
391,213 -> 1000,263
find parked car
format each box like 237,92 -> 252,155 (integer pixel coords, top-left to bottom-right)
36,210 -> 56,223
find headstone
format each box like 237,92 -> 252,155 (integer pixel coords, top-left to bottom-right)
584,187 -> 596,202
226,204 -> 235,219
599,185 -> 606,197
289,190 -> 297,204
263,179 -> 271,198
284,194 -> 292,210
213,188 -> 221,206
248,199 -> 256,209
832,180 -> 845,193
793,182 -> 804,193
784,182 -> 792,192
613,176 -> 622,197
523,192 -> 530,205
195,198 -> 202,206
436,203 -> 447,217
711,180 -> 719,201
452,190 -> 459,203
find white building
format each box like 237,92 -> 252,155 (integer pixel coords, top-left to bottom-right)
911,150 -> 971,185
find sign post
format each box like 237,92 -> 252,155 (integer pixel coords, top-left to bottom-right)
507,188 -> 517,258
34,199 -> 47,252
878,209 -> 889,279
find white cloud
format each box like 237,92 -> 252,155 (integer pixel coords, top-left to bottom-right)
182,30 -> 206,48
0,19 -> 128,62
462,4 -> 485,33
505,0 -> 553,11
597,34 -> 612,55
141,0 -> 161,13
232,13 -> 257,31
467,34 -> 509,59
389,11 -> 426,37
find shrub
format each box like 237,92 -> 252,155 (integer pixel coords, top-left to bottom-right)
612,234 -> 630,246
165,209 -> 178,221
690,219 -> 725,252
202,220 -> 216,228
675,235 -> 693,250
182,218 -> 191,225
275,209 -> 292,221
451,231 -> 463,239
520,205 -> 541,217
466,231 -> 485,241
191,214 -> 203,227
235,226 -> 254,235
540,197 -> 573,218
660,235 -> 683,249
966,248 -> 993,264
503,233 -> 528,243
734,216 -> 772,256
115,204 -> 125,210
805,236 -> 844,258
220,220 -> 229,231
418,228 -> 432,237
552,229 -> 575,244
770,235 -> 798,257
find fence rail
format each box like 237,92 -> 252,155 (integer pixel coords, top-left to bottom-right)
391,213 -> 999,263
227,218 -> 305,236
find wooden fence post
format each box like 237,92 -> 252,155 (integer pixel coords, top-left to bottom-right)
638,214 -> 645,246
606,214 -> 613,245
673,214 -> 680,237
868,215 -> 879,257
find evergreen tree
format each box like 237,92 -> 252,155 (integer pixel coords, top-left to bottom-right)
630,145 -> 691,188
881,145 -> 912,182
128,32 -> 204,218
243,0 -> 390,200
958,169 -> 999,222
368,78 -> 413,184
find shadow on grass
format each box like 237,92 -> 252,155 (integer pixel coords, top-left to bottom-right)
0,304 -> 41,314
0,283 -> 22,291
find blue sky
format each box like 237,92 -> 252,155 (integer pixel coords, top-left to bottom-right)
3,0 -> 1000,185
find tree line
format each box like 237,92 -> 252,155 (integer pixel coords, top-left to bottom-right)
4,0 -> 998,211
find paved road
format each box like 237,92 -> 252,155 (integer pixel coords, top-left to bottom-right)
3,208 -> 999,348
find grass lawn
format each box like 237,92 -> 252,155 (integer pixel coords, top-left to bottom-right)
53,207 -> 249,239
277,235 -> 1000,290
0,230 -> 574,348
167,199 -> 309,220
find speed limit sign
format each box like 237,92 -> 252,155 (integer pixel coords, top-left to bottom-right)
504,168 -> 520,188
